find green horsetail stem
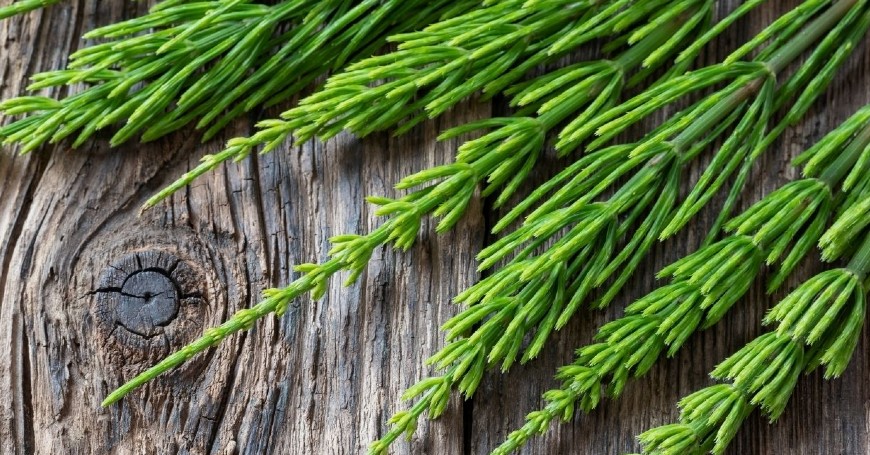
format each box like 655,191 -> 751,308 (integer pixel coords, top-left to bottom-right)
0,0 -> 61,20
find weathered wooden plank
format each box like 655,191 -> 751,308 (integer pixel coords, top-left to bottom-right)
0,1 -> 869,454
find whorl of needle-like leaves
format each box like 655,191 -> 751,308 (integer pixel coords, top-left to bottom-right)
481,0 -> 863,392
636,226 -> 870,455
369,8 -> 727,450
101,4 -> 721,443
495,0 -> 870,249
276,0 -> 700,141
0,0 -> 471,152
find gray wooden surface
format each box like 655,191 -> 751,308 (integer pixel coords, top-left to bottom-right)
0,1 -> 868,454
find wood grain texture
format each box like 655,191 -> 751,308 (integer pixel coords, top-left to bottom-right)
0,1 -> 868,454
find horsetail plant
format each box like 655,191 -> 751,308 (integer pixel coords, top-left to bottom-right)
101,0 -> 867,439
90,1 -> 870,452
378,3 -> 868,453
0,0 -> 476,152
490,104 -> 870,454
100,0 -> 710,410
634,198 -> 870,455
142,0 -> 715,209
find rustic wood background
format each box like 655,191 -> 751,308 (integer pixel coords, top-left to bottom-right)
0,1 -> 868,454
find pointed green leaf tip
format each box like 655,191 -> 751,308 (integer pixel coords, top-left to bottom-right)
0,0 -> 61,20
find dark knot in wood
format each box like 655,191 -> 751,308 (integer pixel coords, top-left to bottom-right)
95,251 -> 205,349
116,270 -> 179,337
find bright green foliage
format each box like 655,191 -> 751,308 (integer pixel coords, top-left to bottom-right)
637,224 -> 870,454
0,0 -> 470,152
458,0 -> 864,330
491,0 -> 868,255
283,0 -> 711,140
143,0 -> 716,209
490,103 -> 870,455
101,0 -> 706,412
639,385 -> 752,455
0,0 -> 60,20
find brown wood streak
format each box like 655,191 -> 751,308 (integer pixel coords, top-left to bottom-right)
0,0 -> 868,454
